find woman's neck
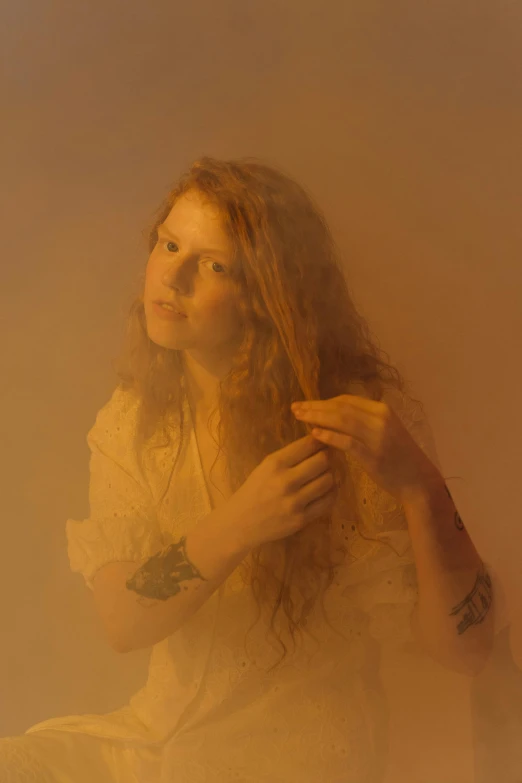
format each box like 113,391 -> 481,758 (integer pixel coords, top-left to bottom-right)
181,352 -> 225,419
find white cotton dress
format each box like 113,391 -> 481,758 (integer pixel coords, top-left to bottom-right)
0,383 -> 443,783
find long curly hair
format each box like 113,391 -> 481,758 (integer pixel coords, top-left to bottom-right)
114,156 -> 419,672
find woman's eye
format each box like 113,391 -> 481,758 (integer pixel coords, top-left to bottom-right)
160,240 -> 226,275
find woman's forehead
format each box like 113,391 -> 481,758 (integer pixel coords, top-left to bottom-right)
162,192 -> 231,247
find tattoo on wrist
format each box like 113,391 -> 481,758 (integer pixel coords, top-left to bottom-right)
126,536 -> 208,602
443,483 -> 465,531
449,564 -> 493,635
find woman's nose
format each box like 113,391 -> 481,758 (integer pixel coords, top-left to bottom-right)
163,256 -> 192,289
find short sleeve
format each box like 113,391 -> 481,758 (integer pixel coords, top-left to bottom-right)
66,386 -> 166,591
345,385 -> 443,558
337,386 -> 446,645
384,386 -> 443,473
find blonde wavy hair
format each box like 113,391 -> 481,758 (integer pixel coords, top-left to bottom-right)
114,156 -> 421,672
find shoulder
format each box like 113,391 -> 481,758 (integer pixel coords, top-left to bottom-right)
86,384 -> 142,453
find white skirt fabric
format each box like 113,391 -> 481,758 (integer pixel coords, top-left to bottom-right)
0,730 -> 162,783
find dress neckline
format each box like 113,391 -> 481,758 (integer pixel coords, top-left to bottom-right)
183,390 -> 213,518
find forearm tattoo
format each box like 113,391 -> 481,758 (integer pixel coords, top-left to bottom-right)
443,483 -> 465,530
449,564 -> 493,635
126,536 -> 208,602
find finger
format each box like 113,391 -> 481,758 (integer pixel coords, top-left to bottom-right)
293,395 -> 383,416
293,407 -> 371,444
312,428 -> 370,463
277,434 -> 328,468
311,428 -> 353,452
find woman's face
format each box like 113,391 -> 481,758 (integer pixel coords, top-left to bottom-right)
144,190 -> 243,359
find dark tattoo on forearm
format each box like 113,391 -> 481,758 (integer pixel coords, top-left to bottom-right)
449,564 -> 493,635
126,537 -> 208,602
443,484 -> 465,531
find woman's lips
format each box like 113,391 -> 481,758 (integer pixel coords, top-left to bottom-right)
153,302 -> 187,320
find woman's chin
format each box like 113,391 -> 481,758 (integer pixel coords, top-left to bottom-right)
146,330 -> 188,351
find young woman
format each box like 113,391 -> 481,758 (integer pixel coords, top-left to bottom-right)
0,157 -> 494,782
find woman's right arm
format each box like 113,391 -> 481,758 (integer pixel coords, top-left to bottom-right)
93,505 -> 251,653
92,433 -> 336,654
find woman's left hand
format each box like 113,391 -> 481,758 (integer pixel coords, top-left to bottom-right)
291,395 -> 439,504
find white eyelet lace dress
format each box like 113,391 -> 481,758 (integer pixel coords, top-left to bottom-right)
0,383 -> 444,783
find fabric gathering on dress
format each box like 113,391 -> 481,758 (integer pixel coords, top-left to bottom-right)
0,382 -> 445,783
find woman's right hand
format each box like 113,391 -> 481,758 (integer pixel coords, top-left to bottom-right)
227,435 -> 338,550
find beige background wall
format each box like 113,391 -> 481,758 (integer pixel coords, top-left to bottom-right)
2,1 -> 521,778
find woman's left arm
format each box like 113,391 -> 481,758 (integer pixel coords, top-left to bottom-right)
291,390 -> 495,676
401,472 -> 495,676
